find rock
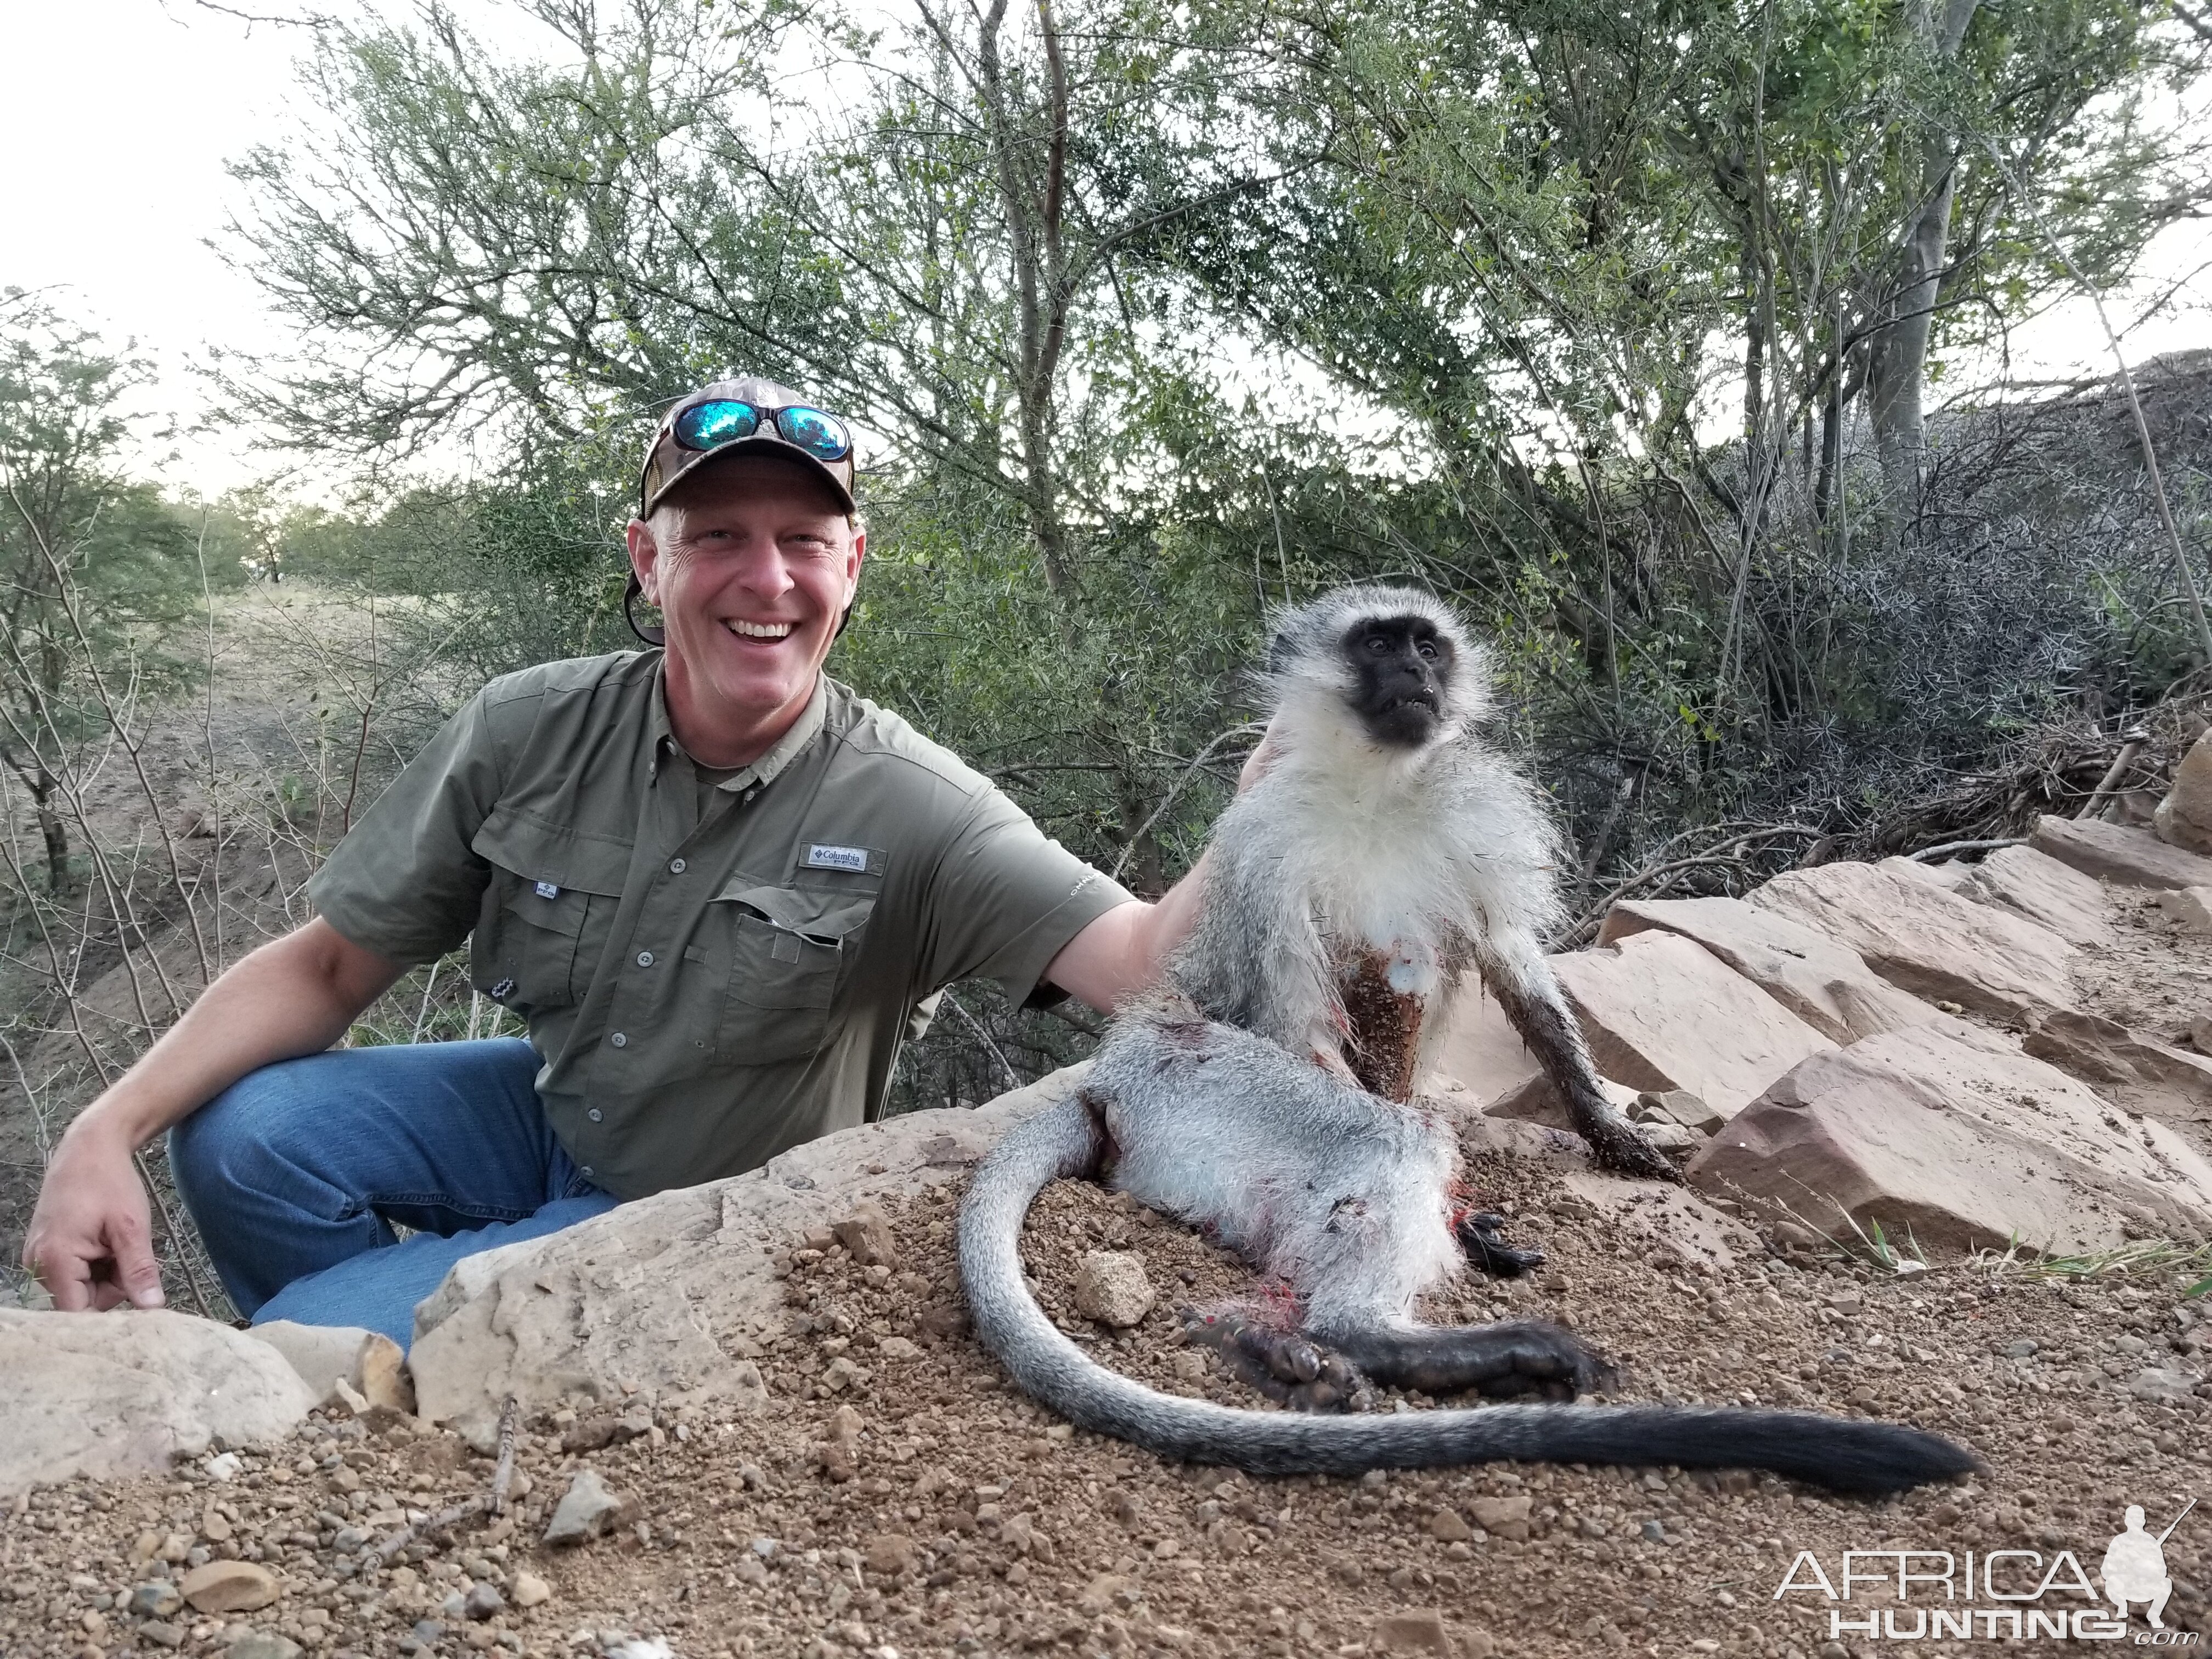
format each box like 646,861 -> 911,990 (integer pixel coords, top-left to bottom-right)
542,1469 -> 636,1547
244,1322 -> 415,1415
140,1619 -> 185,1649
2158,887 -> 2212,935
2130,1367 -> 2200,1406
2020,1008 -> 2212,1122
2155,730 -> 2212,853
826,1403 -> 865,1443
1634,1120 -> 1702,1156
1373,1609 -> 1452,1654
410,1069 -> 1087,1424
511,1571 -> 552,1609
2001,1338 -> 2040,1358
862,1533 -> 917,1575
1956,846 -> 2116,947
1074,1252 -> 1156,1327
1599,895 -> 1942,1044
1487,1069 -> 1640,1131
1686,1024 -> 2212,1257
462,1582 -> 505,1620
1542,932 -> 1836,1118
178,1559 -> 280,1613
129,1582 -> 184,1618
224,1634 -> 302,1659
1427,1508 -> 1473,1542
1469,1494 -> 1532,1542
2032,816 -> 2212,890
1425,989 -> 1542,1106
1748,859 -> 2075,1019
1078,1574 -> 1139,1615
831,1202 -> 899,1268
0,1309 -> 316,1492
1634,1090 -> 1725,1134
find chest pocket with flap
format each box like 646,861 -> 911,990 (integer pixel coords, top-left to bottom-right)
469,810 -> 633,1017
695,881 -> 877,1065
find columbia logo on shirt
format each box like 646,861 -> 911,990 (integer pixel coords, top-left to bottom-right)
805,844 -> 870,873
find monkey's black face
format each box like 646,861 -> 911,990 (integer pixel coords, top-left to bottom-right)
1341,616 -> 1455,746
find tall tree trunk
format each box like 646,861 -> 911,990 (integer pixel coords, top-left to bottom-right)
1864,0 -> 1982,541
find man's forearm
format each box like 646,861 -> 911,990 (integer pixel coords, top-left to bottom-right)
64,919 -> 406,1153
1042,851 -> 1212,1014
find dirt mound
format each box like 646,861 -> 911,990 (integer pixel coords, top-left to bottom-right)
4,1160 -> 2206,1657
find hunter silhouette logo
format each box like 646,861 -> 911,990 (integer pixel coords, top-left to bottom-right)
1773,1495 -> 2201,1643
2104,1500 -> 2194,1630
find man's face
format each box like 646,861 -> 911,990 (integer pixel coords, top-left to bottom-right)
625,456 -> 865,741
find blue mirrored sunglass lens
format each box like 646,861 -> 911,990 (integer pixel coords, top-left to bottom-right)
776,407 -> 851,460
673,400 -> 761,449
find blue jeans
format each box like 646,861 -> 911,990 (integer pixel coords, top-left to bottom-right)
170,1038 -> 618,1350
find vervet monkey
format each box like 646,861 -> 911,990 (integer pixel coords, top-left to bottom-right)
960,1016 -> 1976,1490
1173,583 -> 1668,1178
956,586 -> 1976,1491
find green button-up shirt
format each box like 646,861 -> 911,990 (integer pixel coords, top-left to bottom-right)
308,651 -> 1131,1199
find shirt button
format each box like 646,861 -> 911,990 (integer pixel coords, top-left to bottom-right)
588,1108 -> 604,1122
636,951 -> 655,967
580,1165 -> 594,1177
610,1032 -> 628,1048
669,857 -> 686,874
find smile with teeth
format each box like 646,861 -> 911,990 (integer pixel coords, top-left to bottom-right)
727,619 -> 795,640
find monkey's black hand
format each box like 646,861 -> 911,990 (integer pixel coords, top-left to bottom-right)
1178,1308 -> 1376,1413
1455,1211 -> 1544,1278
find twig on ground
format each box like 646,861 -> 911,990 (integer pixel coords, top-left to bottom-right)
491,1395 -> 520,1516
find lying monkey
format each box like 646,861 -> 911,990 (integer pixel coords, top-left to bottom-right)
957,585 -> 1976,1493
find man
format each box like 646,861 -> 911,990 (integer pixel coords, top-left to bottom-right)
21,377 -> 1207,1345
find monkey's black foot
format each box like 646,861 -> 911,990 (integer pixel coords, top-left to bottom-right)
1578,1113 -> 1685,1184
1455,1211 -> 1544,1278
1328,1319 -> 1615,1403
1178,1308 -> 1376,1413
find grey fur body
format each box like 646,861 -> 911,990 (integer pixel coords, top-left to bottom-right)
956,584 -> 1977,1492
959,1014 -> 1977,1492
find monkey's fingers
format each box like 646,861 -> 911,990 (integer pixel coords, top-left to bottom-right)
1454,1212 -> 1545,1278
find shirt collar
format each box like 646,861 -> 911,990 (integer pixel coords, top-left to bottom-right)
651,661 -> 829,792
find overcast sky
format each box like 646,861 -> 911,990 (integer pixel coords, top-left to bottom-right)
3,0 -> 2206,501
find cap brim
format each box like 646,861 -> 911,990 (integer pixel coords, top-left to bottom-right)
639,433 -> 856,519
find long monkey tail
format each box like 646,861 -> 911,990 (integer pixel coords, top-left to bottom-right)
957,1097 -> 1980,1497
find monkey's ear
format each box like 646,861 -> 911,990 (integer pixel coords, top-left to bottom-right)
1266,630 -> 1295,676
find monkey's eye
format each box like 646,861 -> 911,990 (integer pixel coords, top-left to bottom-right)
1365,635 -> 1392,653
1415,641 -> 1438,661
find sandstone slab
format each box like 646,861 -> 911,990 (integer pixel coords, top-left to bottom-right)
409,1069 -> 1083,1430
2157,887 -> 2212,935
2155,729 -> 2212,854
0,1309 -> 317,1494
1747,859 -> 2075,1019
2020,1008 -> 2212,1122
245,1322 -> 414,1414
1424,986 -> 1540,1106
1956,845 -> 2117,947
1545,932 -> 1835,1116
1686,1024 -> 2212,1256
2031,816 -> 2212,890
1598,894 -> 1941,1043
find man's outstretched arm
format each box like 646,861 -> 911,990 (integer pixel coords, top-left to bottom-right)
1038,854 -> 1211,1015
20,918 -> 407,1312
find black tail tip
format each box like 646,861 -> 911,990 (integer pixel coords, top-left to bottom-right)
1810,1423 -> 1984,1497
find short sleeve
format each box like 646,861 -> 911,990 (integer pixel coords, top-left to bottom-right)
307,692 -> 507,964
917,788 -> 1135,1002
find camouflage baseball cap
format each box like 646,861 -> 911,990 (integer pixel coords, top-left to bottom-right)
636,376 -> 857,518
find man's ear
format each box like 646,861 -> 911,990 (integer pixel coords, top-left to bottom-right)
625,517 -> 662,604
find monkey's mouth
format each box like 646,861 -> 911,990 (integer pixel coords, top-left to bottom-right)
1385,690 -> 1440,716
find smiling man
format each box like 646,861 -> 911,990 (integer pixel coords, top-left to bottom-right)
21,377 -> 1199,1345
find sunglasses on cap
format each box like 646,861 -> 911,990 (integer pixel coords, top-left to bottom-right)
672,398 -> 854,464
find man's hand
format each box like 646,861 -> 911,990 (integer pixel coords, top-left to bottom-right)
21,1122 -> 163,1311
1042,719 -> 1282,1013
18,917 -> 405,1313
